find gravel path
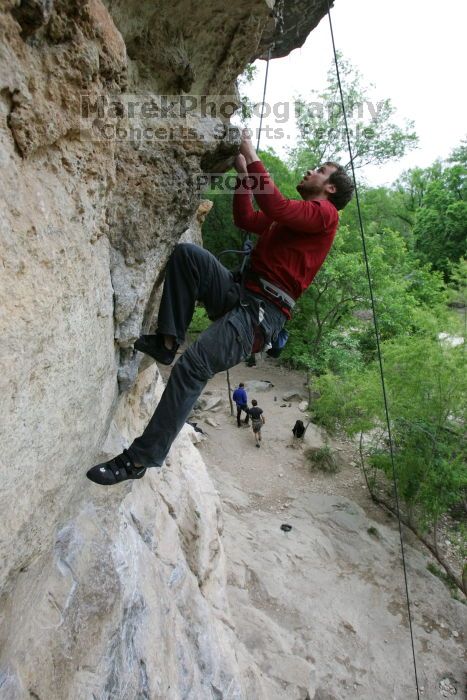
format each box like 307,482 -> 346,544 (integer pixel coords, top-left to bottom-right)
182,355 -> 466,700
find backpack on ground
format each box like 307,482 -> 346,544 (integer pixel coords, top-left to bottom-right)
292,419 -> 305,439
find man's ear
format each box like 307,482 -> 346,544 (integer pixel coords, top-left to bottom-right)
325,182 -> 337,194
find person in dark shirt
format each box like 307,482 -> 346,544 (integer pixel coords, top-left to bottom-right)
86,130 -> 354,486
232,382 -> 249,427
248,399 -> 265,448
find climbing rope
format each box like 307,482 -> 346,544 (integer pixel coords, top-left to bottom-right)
325,3 -> 421,697
219,47 -> 272,267
243,46 -> 271,263
224,11 -> 420,691
219,49 -> 274,380
256,46 -> 272,152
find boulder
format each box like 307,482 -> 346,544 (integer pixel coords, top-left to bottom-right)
282,391 -> 304,402
245,379 -> 274,392
198,395 -> 224,411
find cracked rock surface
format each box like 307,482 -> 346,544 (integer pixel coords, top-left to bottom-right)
1,0 -> 339,696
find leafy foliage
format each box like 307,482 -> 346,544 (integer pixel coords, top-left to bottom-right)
188,306 -> 210,334
289,53 -> 418,173
312,336 -> 466,530
412,173 -> 467,279
237,64 -> 258,122
395,145 -> 467,280
448,137 -> 467,166
341,185 -> 413,240
197,109 -> 465,556
305,445 -> 339,473
448,258 -> 467,310
281,224 -> 447,371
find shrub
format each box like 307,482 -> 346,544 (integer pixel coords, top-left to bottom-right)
305,446 -> 339,473
188,306 -> 210,334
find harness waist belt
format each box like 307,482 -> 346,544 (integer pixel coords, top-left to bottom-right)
258,278 -> 295,310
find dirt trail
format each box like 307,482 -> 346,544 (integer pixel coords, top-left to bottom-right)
197,356 -> 381,519
163,355 -> 466,699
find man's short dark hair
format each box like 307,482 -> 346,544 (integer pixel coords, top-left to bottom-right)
239,382 -> 244,387
325,162 -> 354,210
252,399 -> 258,406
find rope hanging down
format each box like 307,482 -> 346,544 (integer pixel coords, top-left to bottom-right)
224,15 -> 420,693
240,47 -> 272,268
256,46 -> 272,152
325,3 -> 421,697
220,49 -> 273,392
218,47 -> 272,269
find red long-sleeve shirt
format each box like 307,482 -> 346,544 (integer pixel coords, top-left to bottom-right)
233,160 -> 339,317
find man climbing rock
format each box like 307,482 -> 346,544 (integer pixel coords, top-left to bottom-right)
232,382 -> 249,427
86,129 -> 354,485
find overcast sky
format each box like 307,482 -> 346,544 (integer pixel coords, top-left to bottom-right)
236,0 -> 467,187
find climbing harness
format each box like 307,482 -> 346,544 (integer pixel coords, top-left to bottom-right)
256,277 -> 295,311
242,268 -> 295,313
325,2 -> 421,696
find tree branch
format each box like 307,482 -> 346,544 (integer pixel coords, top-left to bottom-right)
358,439 -> 465,595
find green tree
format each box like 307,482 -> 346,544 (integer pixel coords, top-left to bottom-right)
289,53 -> 418,173
412,165 -> 467,279
448,136 -> 467,166
341,185 -> 413,240
395,162 -> 444,214
237,63 -> 258,122
448,257 -> 467,311
312,335 -> 466,538
281,224 -> 447,372
393,143 -> 467,279
201,186 -> 241,267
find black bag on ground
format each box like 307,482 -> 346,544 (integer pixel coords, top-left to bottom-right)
292,419 -> 305,439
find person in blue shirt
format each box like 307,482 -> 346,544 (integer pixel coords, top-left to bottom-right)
232,382 -> 249,427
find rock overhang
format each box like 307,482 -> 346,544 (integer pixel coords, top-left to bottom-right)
102,0 -> 334,92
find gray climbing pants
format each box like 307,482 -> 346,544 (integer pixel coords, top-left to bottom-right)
127,243 -> 286,468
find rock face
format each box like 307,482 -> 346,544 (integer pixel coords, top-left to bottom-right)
0,0 -> 334,697
0,376 -> 272,699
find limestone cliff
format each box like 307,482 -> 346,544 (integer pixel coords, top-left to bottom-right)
0,1 -> 332,697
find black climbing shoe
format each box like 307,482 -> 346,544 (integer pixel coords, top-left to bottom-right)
86,450 -> 147,486
134,333 -> 178,365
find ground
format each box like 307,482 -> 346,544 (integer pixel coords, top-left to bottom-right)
190,354 -> 397,537
162,354 -> 466,700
